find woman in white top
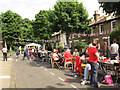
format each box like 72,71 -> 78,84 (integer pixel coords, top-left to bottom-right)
53,50 -> 59,62
2,46 -> 7,61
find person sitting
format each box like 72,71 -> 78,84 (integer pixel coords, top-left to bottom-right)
61,49 -> 72,67
73,49 -> 79,56
53,49 -> 59,62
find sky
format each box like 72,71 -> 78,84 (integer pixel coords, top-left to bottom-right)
0,0 -> 105,20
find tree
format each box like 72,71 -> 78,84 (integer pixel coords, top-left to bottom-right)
54,0 -> 91,45
74,41 -> 88,51
1,10 -> 22,46
33,10 -> 53,40
110,25 -> 120,45
99,2 -> 120,15
21,18 -> 34,40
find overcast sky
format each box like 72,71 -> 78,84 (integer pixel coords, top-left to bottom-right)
0,0 -> 105,20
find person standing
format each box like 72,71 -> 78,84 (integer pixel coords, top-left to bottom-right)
110,39 -> 119,60
22,46 -> 30,60
2,46 -> 7,61
86,43 -> 100,88
19,46 -> 21,55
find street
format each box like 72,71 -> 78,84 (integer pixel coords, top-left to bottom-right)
13,55 -> 86,89
0,53 -> 119,89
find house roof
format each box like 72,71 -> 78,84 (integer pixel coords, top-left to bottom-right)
89,14 -> 120,27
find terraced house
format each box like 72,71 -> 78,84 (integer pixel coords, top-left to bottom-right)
88,10 -> 120,47
51,10 -> 120,52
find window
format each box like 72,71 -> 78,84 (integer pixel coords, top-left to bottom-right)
99,24 -> 104,34
91,27 -> 95,34
111,20 -> 116,30
72,34 -> 74,38
69,41 -> 72,48
91,29 -> 93,35
74,40 -> 79,42
78,33 -> 81,38
58,35 -> 60,40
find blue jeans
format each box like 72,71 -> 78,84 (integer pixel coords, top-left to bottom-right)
88,61 -> 98,87
23,52 -> 30,60
84,64 -> 91,80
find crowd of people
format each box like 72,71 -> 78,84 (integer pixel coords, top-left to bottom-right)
1,39 -> 120,88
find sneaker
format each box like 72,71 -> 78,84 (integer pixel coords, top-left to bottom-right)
74,75 -> 77,78
81,80 -> 86,85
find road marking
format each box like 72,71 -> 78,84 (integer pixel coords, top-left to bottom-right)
71,84 -> 77,89
0,76 -> 10,79
50,72 -> 55,75
58,77 -> 64,81
40,67 -> 43,68
44,68 -> 48,71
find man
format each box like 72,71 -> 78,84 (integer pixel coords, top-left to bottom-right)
73,49 -> 79,56
22,46 -> 30,60
110,39 -> 119,60
86,43 -> 100,88
2,46 -> 7,61
81,43 -> 92,85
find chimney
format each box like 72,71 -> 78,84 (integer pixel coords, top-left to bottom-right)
93,10 -> 100,22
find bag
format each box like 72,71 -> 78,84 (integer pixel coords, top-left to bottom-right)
104,70 -> 113,85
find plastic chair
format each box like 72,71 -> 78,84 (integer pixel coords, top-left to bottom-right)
64,58 -> 72,70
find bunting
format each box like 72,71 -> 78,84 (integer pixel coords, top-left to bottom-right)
73,27 -> 119,37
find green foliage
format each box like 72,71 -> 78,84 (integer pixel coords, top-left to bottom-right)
21,18 -> 34,40
110,25 -> 120,45
1,10 -> 22,45
56,45 -> 64,52
74,41 -> 88,50
56,45 -> 64,50
99,2 -> 120,15
33,10 -> 54,40
21,47 -> 24,51
54,1 -> 91,44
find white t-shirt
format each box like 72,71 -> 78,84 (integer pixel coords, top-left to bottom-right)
53,53 -> 59,61
110,43 -> 119,54
32,49 -> 34,52
2,48 -> 7,53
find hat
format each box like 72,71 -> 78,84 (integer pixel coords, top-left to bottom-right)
54,49 -> 58,52
66,49 -> 71,52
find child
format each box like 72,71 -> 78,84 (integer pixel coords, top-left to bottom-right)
16,49 -> 19,60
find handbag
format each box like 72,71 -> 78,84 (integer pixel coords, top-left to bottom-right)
104,70 -> 113,85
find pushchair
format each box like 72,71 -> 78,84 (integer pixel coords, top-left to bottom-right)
98,61 -> 107,83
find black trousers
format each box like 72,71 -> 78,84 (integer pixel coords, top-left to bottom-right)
3,53 -> 7,61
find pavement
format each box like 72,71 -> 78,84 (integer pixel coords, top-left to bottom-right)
0,51 -> 15,89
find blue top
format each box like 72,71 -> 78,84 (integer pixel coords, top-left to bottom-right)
24,47 -> 28,54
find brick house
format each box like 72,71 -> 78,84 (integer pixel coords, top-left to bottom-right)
51,30 -> 67,48
51,10 -> 120,51
88,10 -> 120,48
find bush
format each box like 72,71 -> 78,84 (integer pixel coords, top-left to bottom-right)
110,25 -> 120,45
74,41 -> 88,51
21,47 -> 24,51
56,46 -> 64,52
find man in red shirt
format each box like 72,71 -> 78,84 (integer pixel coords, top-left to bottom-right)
86,43 -> 100,88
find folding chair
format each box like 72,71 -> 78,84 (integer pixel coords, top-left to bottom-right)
72,56 -> 77,71
80,63 -> 86,78
64,58 -> 72,70
52,59 -> 60,69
